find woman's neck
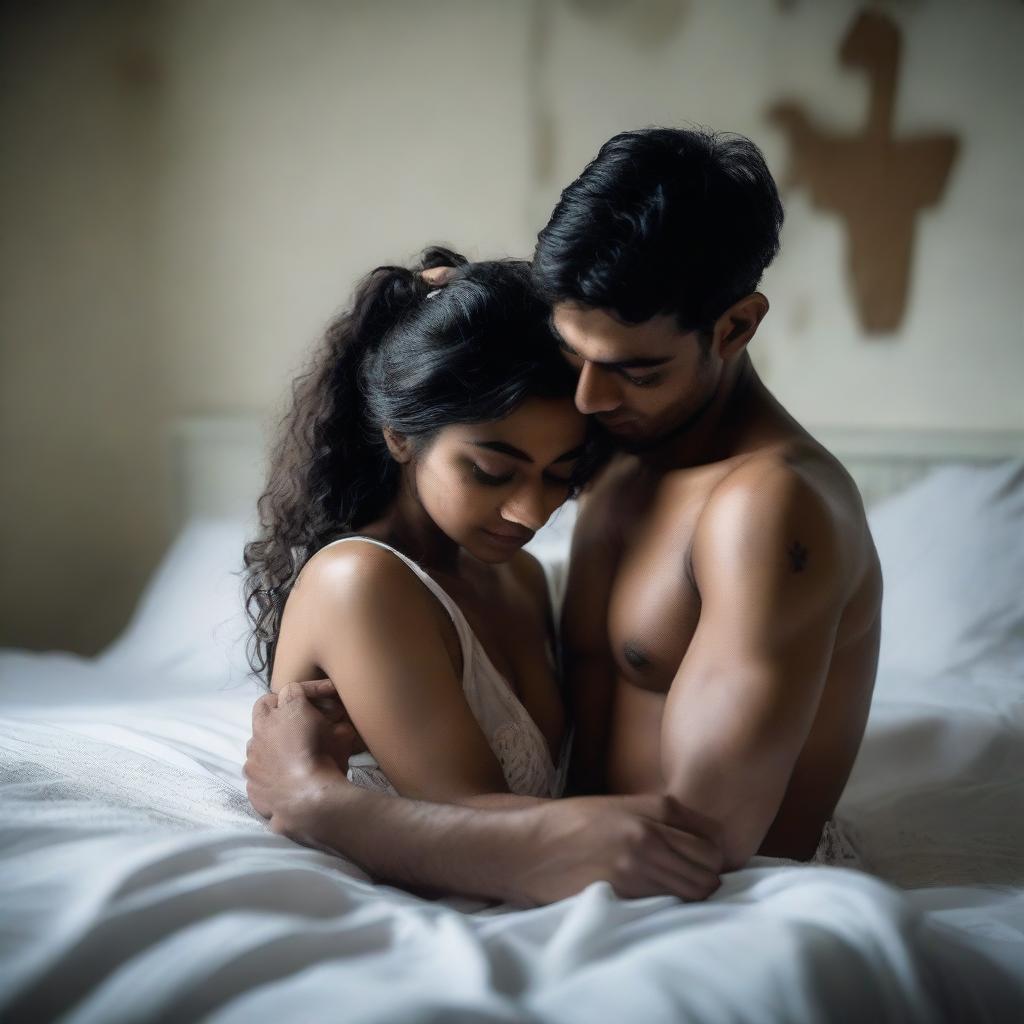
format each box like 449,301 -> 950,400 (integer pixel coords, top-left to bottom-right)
361,475 -> 463,575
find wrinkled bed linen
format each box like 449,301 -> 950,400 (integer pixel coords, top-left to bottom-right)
0,654 -> 1021,1023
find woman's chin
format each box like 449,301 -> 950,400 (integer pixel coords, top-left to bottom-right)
471,528 -> 526,562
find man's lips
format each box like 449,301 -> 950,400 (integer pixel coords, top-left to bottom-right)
598,413 -> 635,428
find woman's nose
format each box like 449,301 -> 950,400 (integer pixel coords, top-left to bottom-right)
501,483 -> 549,533
574,361 -> 621,415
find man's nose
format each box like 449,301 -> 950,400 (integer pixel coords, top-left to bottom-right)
574,361 -> 621,415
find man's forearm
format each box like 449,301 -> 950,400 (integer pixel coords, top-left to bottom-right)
282,775 -> 544,904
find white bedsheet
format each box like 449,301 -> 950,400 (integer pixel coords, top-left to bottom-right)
2,460 -> 1023,1021
1,654 -> 1021,1022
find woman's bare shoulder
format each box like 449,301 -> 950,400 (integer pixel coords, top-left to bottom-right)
292,539 -> 435,616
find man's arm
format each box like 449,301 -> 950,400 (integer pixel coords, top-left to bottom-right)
246,684 -> 723,906
659,462 -> 848,870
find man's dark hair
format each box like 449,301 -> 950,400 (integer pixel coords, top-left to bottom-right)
533,127 -> 784,342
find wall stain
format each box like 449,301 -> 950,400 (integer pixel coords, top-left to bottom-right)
767,9 -> 960,336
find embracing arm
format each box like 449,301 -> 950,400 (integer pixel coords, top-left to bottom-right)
256,543 -> 722,903
247,684 -> 722,905
658,464 -> 848,870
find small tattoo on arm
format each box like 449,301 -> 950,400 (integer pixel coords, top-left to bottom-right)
788,540 -> 809,573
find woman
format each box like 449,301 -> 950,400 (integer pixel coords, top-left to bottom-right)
243,247 -> 605,802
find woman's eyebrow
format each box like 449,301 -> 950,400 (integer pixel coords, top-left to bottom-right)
469,441 -> 586,464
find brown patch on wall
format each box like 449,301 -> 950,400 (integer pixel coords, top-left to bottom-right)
767,9 -> 959,336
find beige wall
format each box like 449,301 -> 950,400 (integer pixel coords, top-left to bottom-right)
1,2 -> 164,654
3,0 -> 1022,654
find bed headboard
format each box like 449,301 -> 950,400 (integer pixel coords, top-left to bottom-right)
811,426 -> 1024,508
170,415 -> 1024,527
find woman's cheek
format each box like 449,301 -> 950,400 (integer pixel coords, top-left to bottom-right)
422,464 -> 482,536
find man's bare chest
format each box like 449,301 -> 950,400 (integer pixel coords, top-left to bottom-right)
605,476 -> 718,694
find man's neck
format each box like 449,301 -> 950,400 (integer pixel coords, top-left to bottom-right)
635,355 -> 798,474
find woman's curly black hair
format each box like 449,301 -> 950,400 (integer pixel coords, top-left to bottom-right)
242,246 -> 608,686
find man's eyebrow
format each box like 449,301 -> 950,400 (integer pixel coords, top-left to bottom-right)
548,315 -> 674,370
469,441 -> 587,464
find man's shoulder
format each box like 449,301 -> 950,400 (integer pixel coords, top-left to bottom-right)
692,443 -> 865,588
702,441 -> 860,530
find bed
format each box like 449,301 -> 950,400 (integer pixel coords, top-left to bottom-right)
1,417 -> 1022,1022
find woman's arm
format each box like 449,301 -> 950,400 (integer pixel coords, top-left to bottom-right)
278,540 -> 512,802
246,683 -> 724,906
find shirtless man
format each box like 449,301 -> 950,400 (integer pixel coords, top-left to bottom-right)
536,128 -> 882,868
244,127 -> 881,899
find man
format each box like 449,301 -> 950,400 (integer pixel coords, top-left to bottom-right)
245,127 -> 881,901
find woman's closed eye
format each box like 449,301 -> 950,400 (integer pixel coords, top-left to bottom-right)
471,463 -> 576,489
471,464 -> 514,486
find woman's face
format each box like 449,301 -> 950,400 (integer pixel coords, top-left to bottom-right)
409,396 -> 589,562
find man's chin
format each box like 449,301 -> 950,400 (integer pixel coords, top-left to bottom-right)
614,436 -> 662,454
603,420 -> 666,453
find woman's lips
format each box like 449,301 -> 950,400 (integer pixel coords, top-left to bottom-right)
483,528 -> 532,546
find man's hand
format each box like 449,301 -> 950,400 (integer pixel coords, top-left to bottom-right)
511,794 -> 724,905
281,678 -> 367,765
420,266 -> 457,287
244,680 -> 362,840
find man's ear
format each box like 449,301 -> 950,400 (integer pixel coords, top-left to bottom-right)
709,292 -> 770,359
382,427 -> 413,464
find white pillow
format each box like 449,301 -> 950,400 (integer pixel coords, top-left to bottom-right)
868,460 -> 1024,677
97,517 -> 257,693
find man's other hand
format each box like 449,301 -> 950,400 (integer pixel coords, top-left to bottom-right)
513,794 -> 724,905
244,681 -> 361,836
284,678 -> 367,762
421,266 -> 457,287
